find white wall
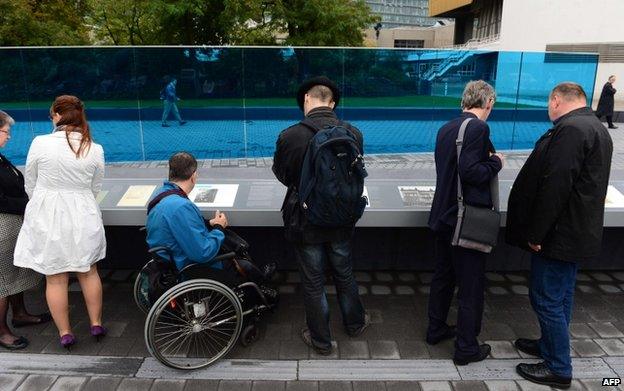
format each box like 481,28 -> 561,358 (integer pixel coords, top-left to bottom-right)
497,0 -> 624,52
494,0 -> 624,111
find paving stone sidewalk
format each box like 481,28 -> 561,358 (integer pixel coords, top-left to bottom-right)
4,269 -> 624,390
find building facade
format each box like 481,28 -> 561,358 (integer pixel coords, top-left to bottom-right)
365,0 -> 439,28
429,0 -> 624,110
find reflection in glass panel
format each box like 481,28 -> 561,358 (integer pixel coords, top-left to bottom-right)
0,46 -> 599,164
18,47 -> 144,163
514,51 -> 598,149
0,49 -> 32,164
135,47 -> 245,161
242,47 -> 348,158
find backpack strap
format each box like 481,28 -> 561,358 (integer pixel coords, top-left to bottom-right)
300,118 -> 321,133
146,188 -> 188,215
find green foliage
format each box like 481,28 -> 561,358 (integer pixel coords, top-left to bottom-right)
0,0 -> 90,46
0,0 -> 379,46
224,0 -> 380,46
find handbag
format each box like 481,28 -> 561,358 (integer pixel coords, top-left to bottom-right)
451,118 -> 501,253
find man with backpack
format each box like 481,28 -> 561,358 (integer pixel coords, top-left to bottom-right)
272,76 -> 370,355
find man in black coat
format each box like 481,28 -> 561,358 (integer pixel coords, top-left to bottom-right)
507,83 -> 613,388
427,80 -> 504,366
596,75 -> 617,129
272,76 -> 369,355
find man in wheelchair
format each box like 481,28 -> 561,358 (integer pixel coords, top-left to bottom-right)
144,152 -> 278,304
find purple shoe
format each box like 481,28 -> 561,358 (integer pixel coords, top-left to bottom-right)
90,325 -> 107,342
60,334 -> 76,350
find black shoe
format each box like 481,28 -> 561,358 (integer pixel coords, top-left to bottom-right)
162,123 -> 170,127
516,362 -> 571,389
179,120 -> 187,126
515,338 -> 541,358
453,344 -> 491,366
348,312 -> 372,337
609,125 -> 618,129
301,328 -> 332,355
261,262 -> 277,280
259,285 -> 278,302
426,325 -> 456,345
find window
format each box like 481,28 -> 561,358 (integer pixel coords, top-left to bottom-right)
394,39 -> 424,48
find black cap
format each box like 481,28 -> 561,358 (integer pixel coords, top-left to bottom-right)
296,76 -> 341,111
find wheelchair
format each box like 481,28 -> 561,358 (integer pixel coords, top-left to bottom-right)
133,243 -> 277,370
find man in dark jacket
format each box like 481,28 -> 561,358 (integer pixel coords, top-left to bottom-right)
272,76 -> 369,355
508,82 -> 613,388
595,75 -> 617,129
427,80 -> 504,366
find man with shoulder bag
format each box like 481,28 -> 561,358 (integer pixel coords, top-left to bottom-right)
427,80 -> 504,366
272,76 -> 370,355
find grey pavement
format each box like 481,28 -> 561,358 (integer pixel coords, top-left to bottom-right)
4,269 -> 624,389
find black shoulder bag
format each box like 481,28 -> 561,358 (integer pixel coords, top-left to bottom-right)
451,118 -> 501,253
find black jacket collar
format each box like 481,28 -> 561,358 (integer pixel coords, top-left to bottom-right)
306,107 -> 337,120
553,106 -> 592,125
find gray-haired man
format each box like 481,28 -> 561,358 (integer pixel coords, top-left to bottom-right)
427,80 -> 504,366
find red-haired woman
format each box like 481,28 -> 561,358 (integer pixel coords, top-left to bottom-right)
14,96 -> 107,349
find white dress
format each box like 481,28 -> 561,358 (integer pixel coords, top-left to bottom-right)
13,131 -> 106,275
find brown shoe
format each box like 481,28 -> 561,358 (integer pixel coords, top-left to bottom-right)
300,328 -> 332,355
348,312 -> 372,337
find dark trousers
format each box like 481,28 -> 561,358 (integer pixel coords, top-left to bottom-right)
530,254 -> 577,378
427,232 -> 486,358
294,239 -> 365,350
596,112 -> 615,127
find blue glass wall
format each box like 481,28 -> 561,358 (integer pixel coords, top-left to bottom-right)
0,47 -> 598,164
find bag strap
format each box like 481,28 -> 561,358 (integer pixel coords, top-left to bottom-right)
454,118 -> 500,212
146,188 -> 188,215
455,118 -> 472,209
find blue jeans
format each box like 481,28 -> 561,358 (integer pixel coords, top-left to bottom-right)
294,239 -> 365,350
162,100 -> 182,124
530,254 -> 578,378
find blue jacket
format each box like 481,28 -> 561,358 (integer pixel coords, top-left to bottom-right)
146,182 -> 224,270
429,112 -> 502,232
161,82 -> 177,102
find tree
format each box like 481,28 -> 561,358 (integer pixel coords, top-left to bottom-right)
87,0 -> 160,45
225,0 -> 380,46
0,0 -> 90,46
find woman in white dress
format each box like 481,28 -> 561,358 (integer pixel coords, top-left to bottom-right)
14,95 -> 107,349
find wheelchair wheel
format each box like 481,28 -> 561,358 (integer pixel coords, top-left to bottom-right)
144,279 -> 243,370
133,269 -> 151,314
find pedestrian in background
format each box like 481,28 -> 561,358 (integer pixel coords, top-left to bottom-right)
508,82 -> 613,389
160,76 -> 187,128
596,75 -> 617,129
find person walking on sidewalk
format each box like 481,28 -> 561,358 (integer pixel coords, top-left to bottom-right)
507,83 -> 613,389
595,75 -> 617,129
272,76 -> 370,356
160,76 -> 187,128
426,80 -> 504,366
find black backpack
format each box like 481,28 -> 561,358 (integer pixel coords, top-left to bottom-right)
298,119 -> 368,227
